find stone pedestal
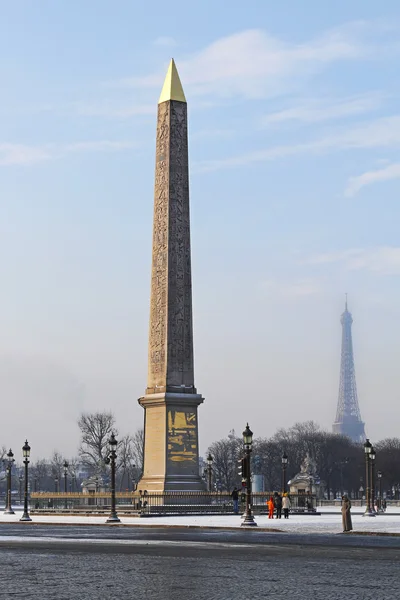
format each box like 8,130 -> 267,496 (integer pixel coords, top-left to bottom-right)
139,393 -> 204,492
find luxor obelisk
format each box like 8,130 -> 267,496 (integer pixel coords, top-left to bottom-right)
137,60 -> 205,492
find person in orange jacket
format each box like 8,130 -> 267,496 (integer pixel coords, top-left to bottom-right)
267,496 -> 275,519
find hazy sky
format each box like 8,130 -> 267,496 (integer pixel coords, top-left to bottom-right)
1,1 -> 400,462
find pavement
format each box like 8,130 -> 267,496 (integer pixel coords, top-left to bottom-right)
1,523 -> 400,599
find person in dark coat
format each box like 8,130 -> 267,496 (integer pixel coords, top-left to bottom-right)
231,487 -> 239,514
342,495 -> 352,532
274,493 -> 283,519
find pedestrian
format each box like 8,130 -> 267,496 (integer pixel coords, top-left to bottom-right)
342,495 -> 352,532
267,496 -> 275,519
282,493 -> 291,519
231,487 -> 239,514
275,493 -> 283,519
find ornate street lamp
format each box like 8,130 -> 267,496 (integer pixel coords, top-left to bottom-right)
377,471 -> 383,512
63,461 -> 69,509
281,452 -> 288,494
20,440 -> 32,522
241,423 -> 257,527
363,439 -> 374,517
370,446 -> 376,514
4,449 -> 15,514
207,452 -> 213,493
105,432 -> 120,523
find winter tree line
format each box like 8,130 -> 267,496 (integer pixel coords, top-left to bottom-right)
208,421 -> 400,498
1,412 -> 144,493
1,415 -> 400,498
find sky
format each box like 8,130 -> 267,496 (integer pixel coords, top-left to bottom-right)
1,1 -> 400,462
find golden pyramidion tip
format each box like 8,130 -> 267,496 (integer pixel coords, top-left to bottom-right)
158,58 -> 186,104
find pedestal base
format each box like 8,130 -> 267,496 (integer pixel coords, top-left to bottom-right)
106,515 -> 121,523
20,514 -> 32,522
138,391 -> 205,493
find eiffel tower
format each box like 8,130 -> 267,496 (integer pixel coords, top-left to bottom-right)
332,297 -> 366,442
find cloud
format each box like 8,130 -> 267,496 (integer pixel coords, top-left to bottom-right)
153,36 -> 177,47
117,22 -> 394,100
193,114 -> 400,173
0,144 -> 53,166
307,247 -> 400,275
262,278 -> 322,298
0,140 -> 135,166
345,162 -> 400,196
262,92 -> 384,126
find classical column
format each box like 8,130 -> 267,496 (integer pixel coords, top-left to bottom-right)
138,60 -> 204,492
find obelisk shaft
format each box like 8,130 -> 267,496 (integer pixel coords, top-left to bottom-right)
147,98 -> 195,395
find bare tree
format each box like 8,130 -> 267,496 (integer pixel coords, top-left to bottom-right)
31,459 -> 49,491
131,428 -> 144,475
375,438 -> 400,496
50,451 -> 65,491
78,412 -> 117,474
66,457 -> 81,491
117,434 -> 134,491
207,430 -> 242,491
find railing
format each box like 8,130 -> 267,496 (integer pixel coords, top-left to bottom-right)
30,491 -> 317,515
317,499 -> 400,508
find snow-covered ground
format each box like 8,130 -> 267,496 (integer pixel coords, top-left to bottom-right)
0,509 -> 399,534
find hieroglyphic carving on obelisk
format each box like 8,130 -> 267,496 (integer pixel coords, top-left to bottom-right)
138,60 -> 205,492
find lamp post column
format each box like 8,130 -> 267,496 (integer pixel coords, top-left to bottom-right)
4,449 -> 15,514
241,424 -> 257,527
363,439 -> 374,517
19,474 -> 23,505
281,453 -> 288,494
20,440 -> 32,522
207,453 -> 213,493
370,447 -> 376,514
377,471 -> 383,511
106,432 -> 120,523
63,461 -> 69,510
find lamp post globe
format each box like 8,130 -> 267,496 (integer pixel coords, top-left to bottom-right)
241,423 -> 257,527
242,423 -> 253,448
4,449 -> 15,514
20,440 -> 32,522
106,432 -> 120,523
